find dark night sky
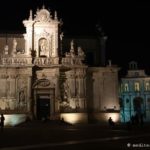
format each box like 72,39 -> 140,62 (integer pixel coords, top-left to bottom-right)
0,0 -> 150,72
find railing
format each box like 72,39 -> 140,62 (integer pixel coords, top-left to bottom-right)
0,56 -> 84,66
34,57 -> 59,66
61,56 -> 84,66
1,57 -> 32,66
0,57 -> 59,66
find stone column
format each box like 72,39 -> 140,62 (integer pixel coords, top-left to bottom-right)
24,36 -> 27,55
33,89 -> 37,119
54,75 -> 60,112
54,28 -> 58,57
83,77 -> 87,109
27,76 -> 32,112
50,89 -> 55,119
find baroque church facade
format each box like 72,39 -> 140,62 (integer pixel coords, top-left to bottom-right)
0,7 -> 119,126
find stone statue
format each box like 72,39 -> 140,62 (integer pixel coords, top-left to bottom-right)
77,47 -> 85,57
13,38 -> 17,52
60,32 -> 64,41
4,45 -> 9,55
70,40 -> 74,50
69,41 -> 75,57
39,39 -> 48,56
19,90 -> 25,103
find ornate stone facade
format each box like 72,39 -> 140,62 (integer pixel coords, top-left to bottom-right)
0,6 -> 119,125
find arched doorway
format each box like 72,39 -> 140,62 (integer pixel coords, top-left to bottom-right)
33,78 -> 55,120
133,97 -> 143,114
36,94 -> 50,120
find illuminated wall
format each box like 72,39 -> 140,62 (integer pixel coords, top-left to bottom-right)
23,8 -> 59,58
120,62 -> 150,122
93,112 -> 120,123
60,113 -> 88,124
0,68 -> 32,113
4,114 -> 27,126
0,6 -> 120,125
87,67 -> 120,112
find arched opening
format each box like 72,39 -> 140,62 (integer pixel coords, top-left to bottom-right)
39,38 -> 48,57
133,97 -> 143,114
33,79 -> 55,120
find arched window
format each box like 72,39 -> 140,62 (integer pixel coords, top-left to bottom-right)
124,83 -> 129,92
135,82 -> 140,91
133,97 -> 143,112
145,82 -> 150,91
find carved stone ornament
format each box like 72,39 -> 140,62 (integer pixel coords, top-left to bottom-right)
38,79 -> 50,87
33,79 -> 50,87
36,9 -> 50,22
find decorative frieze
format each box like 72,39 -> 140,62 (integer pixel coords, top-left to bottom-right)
1,57 -> 32,66
33,78 -> 55,88
62,57 -> 84,66
34,57 -> 54,65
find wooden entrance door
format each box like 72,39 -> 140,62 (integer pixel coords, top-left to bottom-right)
37,95 -> 50,120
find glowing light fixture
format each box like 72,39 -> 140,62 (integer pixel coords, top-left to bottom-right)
60,113 -> 87,124
105,113 -> 119,122
4,114 -> 27,126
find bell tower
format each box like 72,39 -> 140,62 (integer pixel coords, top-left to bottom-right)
23,6 -> 60,59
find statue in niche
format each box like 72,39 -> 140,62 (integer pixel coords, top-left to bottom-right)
39,38 -> 48,56
12,38 -> 24,55
19,89 -> 26,105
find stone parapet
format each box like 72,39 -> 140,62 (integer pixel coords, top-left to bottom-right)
1,57 -> 32,66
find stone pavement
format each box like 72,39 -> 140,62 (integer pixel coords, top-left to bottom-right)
0,120 -> 150,149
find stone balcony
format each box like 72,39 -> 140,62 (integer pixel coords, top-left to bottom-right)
1,57 -> 32,66
61,56 -> 84,66
0,56 -> 85,67
33,57 -> 59,66
0,57 -> 59,67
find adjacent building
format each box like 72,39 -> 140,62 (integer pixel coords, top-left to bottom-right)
120,61 -> 150,122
